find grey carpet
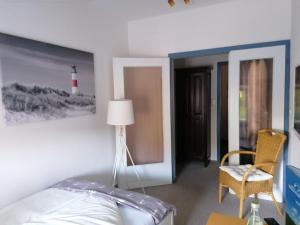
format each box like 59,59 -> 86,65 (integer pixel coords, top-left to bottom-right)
144,162 -> 284,225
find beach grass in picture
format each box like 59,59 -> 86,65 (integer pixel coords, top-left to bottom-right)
0,33 -> 96,126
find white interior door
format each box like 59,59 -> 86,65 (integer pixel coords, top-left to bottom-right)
113,58 -> 172,189
228,46 -> 286,202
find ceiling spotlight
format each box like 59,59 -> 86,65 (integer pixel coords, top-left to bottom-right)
184,0 -> 190,4
168,0 -> 175,7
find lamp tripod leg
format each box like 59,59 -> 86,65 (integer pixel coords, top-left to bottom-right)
113,137 -> 125,188
112,152 -> 118,187
119,126 -> 146,194
124,143 -> 146,194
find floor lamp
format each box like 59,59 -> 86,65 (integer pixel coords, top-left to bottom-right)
107,99 -> 145,194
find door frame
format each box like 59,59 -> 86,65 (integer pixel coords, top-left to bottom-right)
168,40 -> 291,198
113,57 -> 172,188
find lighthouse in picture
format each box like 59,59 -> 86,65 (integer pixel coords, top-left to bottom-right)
71,65 -> 79,95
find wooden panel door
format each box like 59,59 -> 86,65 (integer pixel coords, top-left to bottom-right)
175,67 -> 211,166
175,73 -> 190,164
124,67 -> 164,165
219,62 -> 229,162
190,72 -> 210,162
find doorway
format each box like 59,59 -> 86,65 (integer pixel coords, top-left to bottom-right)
175,67 -> 211,171
173,54 -> 228,176
170,41 -> 290,202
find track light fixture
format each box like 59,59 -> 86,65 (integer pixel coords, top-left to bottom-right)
168,0 -> 190,7
168,0 -> 175,7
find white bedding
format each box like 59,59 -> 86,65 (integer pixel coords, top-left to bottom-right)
0,188 -> 174,225
0,188 -> 123,225
119,204 -> 153,225
119,205 -> 173,225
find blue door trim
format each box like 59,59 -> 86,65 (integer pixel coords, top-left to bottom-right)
169,40 -> 290,59
283,41 -> 291,199
168,40 -> 291,199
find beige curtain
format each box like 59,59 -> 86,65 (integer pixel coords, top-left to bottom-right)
240,59 -> 273,148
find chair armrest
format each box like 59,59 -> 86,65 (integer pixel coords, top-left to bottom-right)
221,150 -> 256,166
241,162 -> 276,185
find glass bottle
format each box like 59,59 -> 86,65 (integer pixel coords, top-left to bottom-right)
247,200 -> 263,225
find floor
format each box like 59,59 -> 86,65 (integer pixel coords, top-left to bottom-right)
144,162 -> 284,225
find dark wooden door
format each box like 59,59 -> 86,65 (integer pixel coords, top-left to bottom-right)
175,67 -> 211,167
219,62 -> 229,162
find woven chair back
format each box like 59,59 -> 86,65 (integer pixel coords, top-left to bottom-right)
254,129 -> 287,175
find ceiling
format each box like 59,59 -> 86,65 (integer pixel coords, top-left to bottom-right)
0,0 -> 238,21
93,0 -> 239,21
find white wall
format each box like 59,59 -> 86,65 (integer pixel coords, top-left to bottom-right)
0,0 -> 296,209
128,0 -> 291,163
128,0 -> 291,56
289,0 -> 300,168
0,1 -> 128,208
175,54 -> 228,161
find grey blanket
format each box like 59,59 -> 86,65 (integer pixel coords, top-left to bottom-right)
52,179 -> 176,225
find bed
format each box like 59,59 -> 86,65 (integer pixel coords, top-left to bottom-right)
0,179 -> 175,225
119,205 -> 174,225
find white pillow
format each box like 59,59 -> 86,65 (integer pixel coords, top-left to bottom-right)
0,188 -> 124,225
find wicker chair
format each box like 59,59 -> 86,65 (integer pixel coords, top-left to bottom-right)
218,129 -> 287,218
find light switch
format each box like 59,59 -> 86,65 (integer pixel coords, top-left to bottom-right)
211,99 -> 216,106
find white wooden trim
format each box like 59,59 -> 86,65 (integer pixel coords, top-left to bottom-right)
228,46 -> 286,202
112,57 -> 172,188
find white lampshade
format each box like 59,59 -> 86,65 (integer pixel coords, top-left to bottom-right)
107,99 -> 135,126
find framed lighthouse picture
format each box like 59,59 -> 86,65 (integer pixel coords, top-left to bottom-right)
0,32 -> 96,126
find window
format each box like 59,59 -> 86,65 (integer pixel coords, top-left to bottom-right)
239,59 -> 273,149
